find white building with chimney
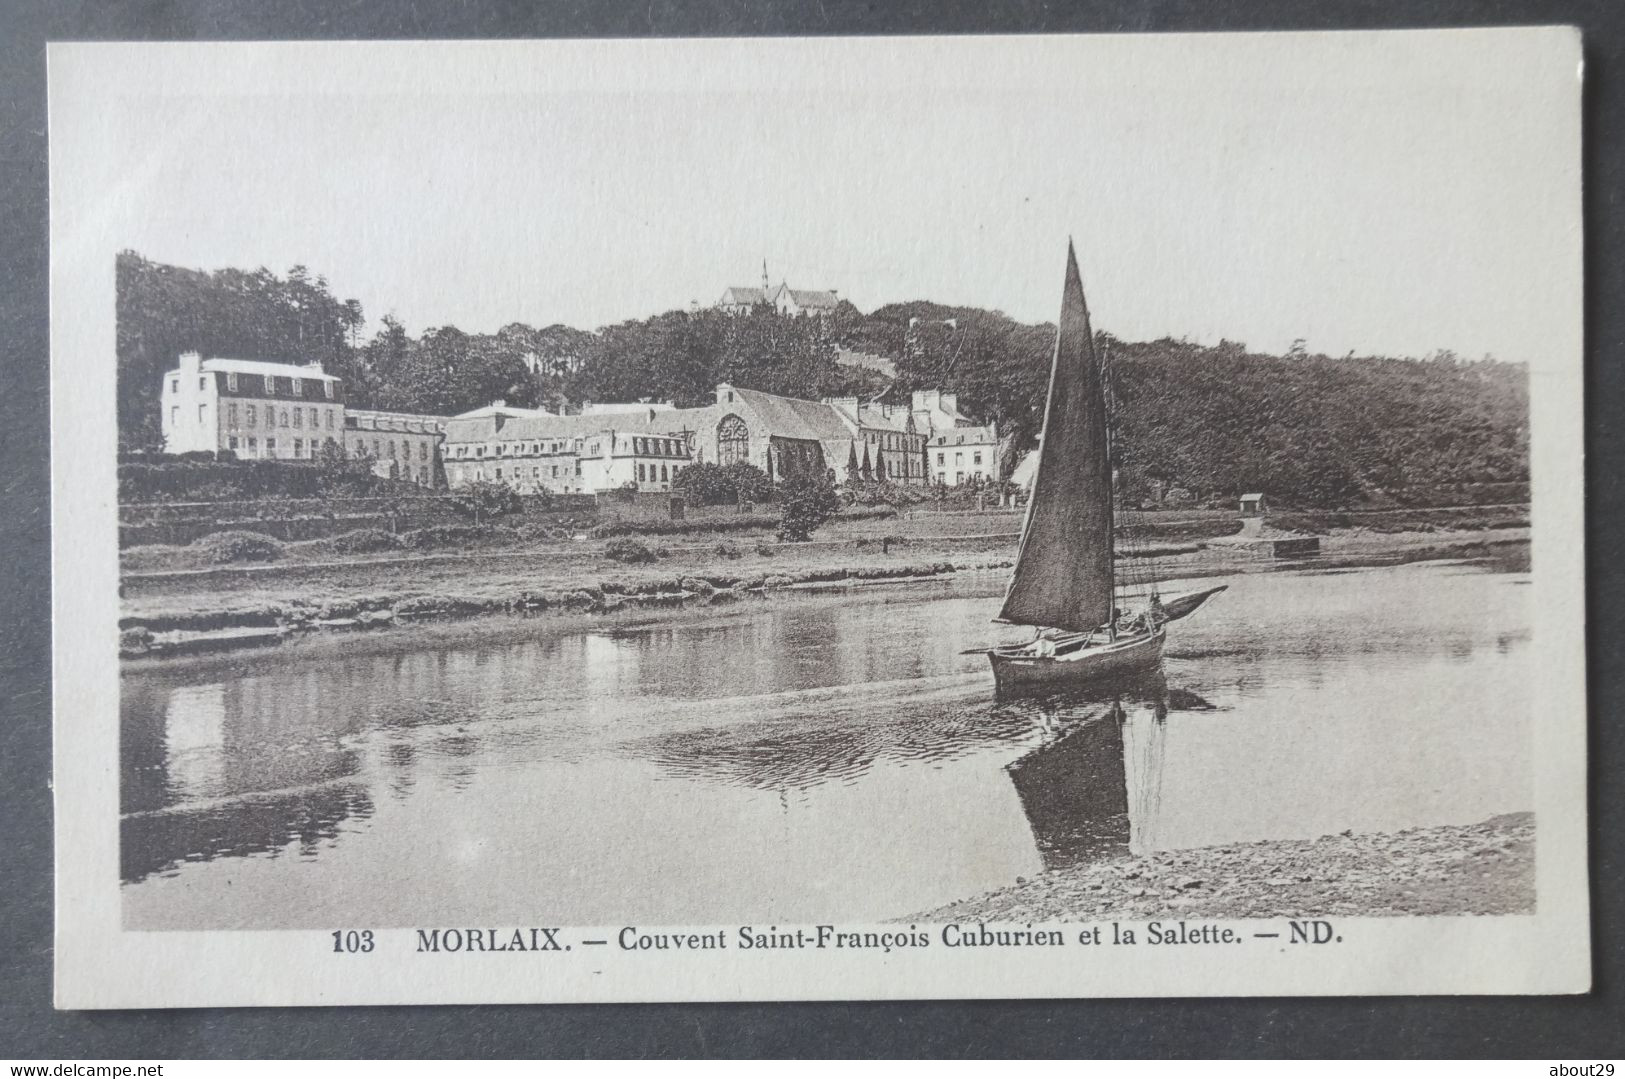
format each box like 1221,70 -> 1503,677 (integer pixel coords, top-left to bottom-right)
890,389 -> 1002,485
160,351 -> 344,461
159,350 -> 449,486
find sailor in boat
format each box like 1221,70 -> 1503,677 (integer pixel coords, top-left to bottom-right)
1116,595 -> 1167,638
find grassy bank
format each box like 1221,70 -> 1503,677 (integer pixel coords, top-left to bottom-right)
118,502 -> 1527,578
117,507 -> 1529,657
911,813 -> 1535,921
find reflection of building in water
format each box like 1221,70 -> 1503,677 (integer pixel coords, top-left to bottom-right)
582,613 -> 827,706
220,675 -> 363,796
119,670 -> 375,884
124,641 -> 562,885
762,603 -> 928,690
576,633 -> 645,701
162,684 -> 226,802
133,676 -> 363,809
120,677 -> 175,816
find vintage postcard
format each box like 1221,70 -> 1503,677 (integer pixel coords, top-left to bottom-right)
51,30 -> 1588,1008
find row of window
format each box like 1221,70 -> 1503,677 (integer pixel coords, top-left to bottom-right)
450,462 -> 584,483
226,435 -> 332,458
631,436 -> 684,457
173,373 -> 336,398
937,451 -> 984,467
352,437 -> 431,461
222,434 -> 435,484
218,403 -> 338,431
636,462 -> 680,483
445,461 -> 680,487
491,463 -> 584,481
449,436 -> 688,461
865,430 -> 920,450
451,439 -> 582,460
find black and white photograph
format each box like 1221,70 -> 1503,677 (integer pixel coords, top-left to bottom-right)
48,30 -> 1589,1007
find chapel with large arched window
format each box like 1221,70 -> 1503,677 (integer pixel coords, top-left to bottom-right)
717,414 -> 750,465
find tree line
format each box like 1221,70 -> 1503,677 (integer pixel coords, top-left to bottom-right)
116,251 -> 1528,507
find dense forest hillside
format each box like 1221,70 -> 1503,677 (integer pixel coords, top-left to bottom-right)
116,252 -> 1527,507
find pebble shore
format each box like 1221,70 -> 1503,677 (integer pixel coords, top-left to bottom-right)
914,813 -> 1535,922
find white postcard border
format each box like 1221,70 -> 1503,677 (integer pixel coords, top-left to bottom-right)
49,31 -> 1590,1008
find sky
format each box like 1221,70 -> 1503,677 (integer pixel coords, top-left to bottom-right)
51,31 -> 1580,363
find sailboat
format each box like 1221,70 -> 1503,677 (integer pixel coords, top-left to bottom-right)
986,242 -> 1225,695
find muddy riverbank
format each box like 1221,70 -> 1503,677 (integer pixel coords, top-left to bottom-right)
913,813 -> 1535,922
117,525 -> 1528,659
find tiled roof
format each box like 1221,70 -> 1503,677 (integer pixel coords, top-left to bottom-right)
856,405 -> 912,434
451,403 -> 555,421
345,409 -> 448,434
931,425 -> 998,446
730,387 -> 856,441
444,409 -> 691,445
582,402 -> 675,415
193,358 -> 339,382
819,439 -> 856,467
682,391 -> 853,446
786,288 -> 838,308
720,287 -> 768,305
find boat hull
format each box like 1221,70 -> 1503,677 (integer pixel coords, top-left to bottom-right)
989,627 -> 1165,695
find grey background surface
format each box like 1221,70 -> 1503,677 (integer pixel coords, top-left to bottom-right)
2,0 -> 1620,1058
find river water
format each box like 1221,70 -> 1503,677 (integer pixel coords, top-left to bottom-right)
120,556 -> 1532,929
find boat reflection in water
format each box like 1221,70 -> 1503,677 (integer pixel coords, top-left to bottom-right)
1004,673 -> 1216,870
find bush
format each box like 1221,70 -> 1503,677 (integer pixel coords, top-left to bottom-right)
722,462 -> 774,503
516,523 -> 574,543
672,462 -> 774,506
716,542 -> 742,559
119,626 -> 154,653
777,471 -> 843,541
326,528 -> 402,554
590,513 -> 778,539
116,449 -> 431,503
604,538 -> 658,564
449,481 -> 522,523
845,480 -> 932,508
400,524 -> 511,549
190,530 -> 284,564
316,441 -> 389,497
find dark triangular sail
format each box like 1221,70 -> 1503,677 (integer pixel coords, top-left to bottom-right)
996,242 -> 1114,632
